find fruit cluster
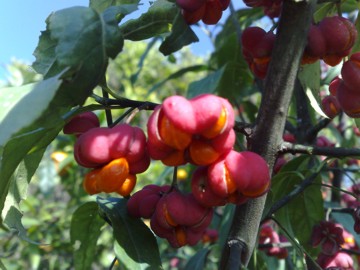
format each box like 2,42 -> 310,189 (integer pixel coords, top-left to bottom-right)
191,150 -> 270,207
147,94 -> 235,166
241,27 -> 276,79
240,16 -> 357,79
63,113 -> 150,196
177,0 -> 230,25
127,185 -> 213,248
243,0 -> 282,18
302,16 -> 357,66
327,53 -> 360,118
64,93 -> 271,248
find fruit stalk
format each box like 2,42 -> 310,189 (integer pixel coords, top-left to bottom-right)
219,0 -> 316,268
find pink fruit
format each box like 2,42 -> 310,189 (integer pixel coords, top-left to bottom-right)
63,111 -> 100,136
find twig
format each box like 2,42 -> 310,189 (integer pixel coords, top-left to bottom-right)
262,172 -> 319,222
279,142 -> 360,158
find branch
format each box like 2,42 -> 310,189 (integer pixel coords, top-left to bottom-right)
91,94 -> 159,110
262,172 -> 319,221
279,142 -> 360,157
219,0 -> 316,268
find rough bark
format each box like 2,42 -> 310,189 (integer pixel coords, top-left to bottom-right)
219,1 -> 317,268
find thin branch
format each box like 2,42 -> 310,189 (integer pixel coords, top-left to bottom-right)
91,94 -> 159,110
233,121 -> 254,137
279,142 -> 360,158
262,172 -> 319,222
305,118 -> 332,142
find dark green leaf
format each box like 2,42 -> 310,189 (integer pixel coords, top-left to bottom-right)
272,173 -> 324,255
70,202 -> 105,270
159,12 -> 199,56
119,0 -> 177,41
33,6 -> 124,105
313,3 -> 335,23
350,12 -> 360,55
184,247 -> 210,270
187,66 -> 226,98
90,0 -> 140,13
216,61 -> 253,100
97,197 -> 162,269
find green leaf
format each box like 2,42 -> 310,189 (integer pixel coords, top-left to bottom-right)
214,8 -> 263,50
272,172 -> 324,255
119,0 -> 178,41
313,3 -> 336,23
298,62 -> 327,118
0,259 -> 6,270
0,126 -> 63,223
70,202 -> 105,270
210,33 -> 252,99
159,12 -> 199,56
97,197 -> 162,270
0,77 -> 62,147
1,149 -> 45,244
187,66 -> 226,98
33,6 -> 124,105
216,61 -> 253,100
90,0 -> 140,13
184,248 -> 210,270
351,12 -> 360,55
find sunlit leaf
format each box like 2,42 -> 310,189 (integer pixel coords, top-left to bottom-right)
119,0 -> 177,41
33,6 -> 124,105
0,76 -> 62,147
298,62 -> 327,118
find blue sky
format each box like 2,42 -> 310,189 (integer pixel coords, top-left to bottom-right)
0,1 -> 245,81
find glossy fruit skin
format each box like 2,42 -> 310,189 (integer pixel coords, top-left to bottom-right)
241,27 -> 276,79
151,189 -> 213,248
127,185 -> 171,218
321,95 -> 341,119
191,150 -> 270,207
302,16 -> 357,66
83,158 -> 137,196
147,94 -> 235,166
341,53 -> 360,94
208,150 -> 271,198
74,124 -> 150,173
63,111 -> 100,136
128,185 -> 214,248
178,0 -> 230,25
